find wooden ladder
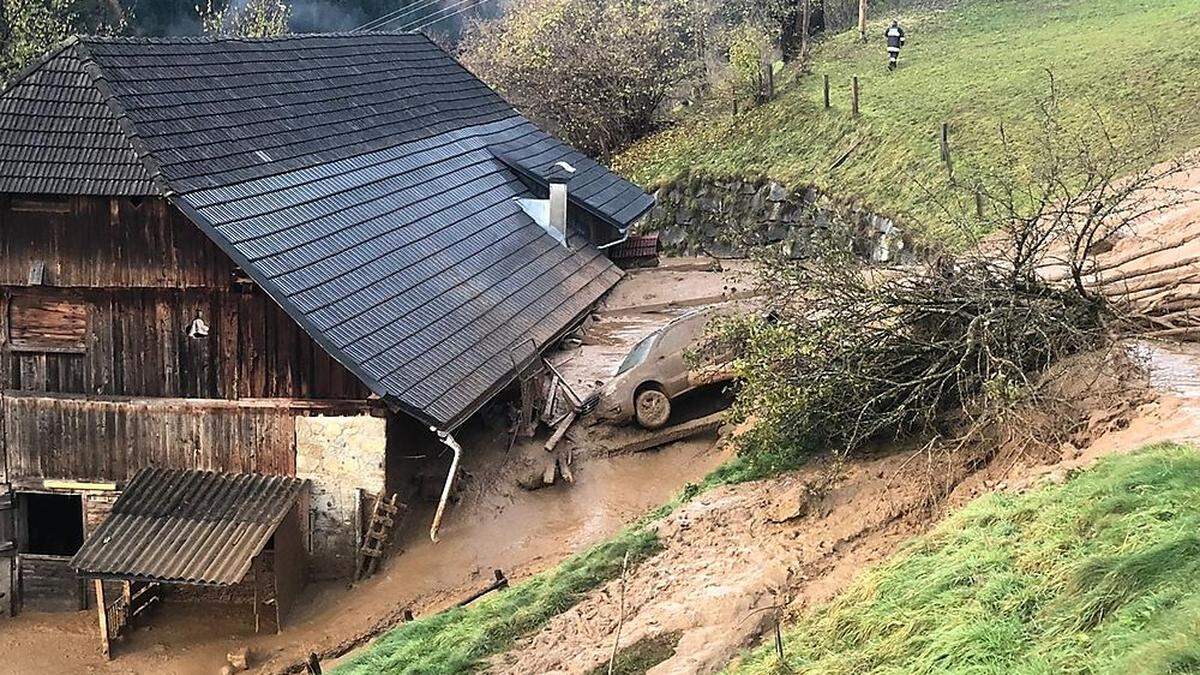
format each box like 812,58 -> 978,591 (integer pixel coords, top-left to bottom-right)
356,492 -> 405,581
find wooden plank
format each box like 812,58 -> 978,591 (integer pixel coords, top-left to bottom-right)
94,580 -> 110,660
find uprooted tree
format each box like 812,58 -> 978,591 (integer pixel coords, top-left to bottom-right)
710,98 -> 1197,471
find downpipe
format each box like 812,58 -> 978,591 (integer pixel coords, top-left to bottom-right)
595,229 -> 631,251
430,428 -> 462,543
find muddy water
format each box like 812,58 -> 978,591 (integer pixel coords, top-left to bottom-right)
0,260 -> 747,675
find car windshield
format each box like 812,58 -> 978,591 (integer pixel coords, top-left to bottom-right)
616,333 -> 657,375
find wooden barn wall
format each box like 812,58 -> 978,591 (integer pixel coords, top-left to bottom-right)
1,394 -> 298,483
0,196 -> 234,288
0,287 -> 369,400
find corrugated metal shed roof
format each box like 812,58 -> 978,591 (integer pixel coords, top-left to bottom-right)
0,34 -> 655,429
71,468 -> 308,586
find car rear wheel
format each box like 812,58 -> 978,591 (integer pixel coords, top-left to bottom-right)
635,388 -> 671,429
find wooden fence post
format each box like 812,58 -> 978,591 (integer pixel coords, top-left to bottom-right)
823,75 -> 831,109
940,122 -> 952,172
851,77 -> 860,117
766,62 -> 775,100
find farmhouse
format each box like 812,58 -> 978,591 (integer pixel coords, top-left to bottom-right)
0,31 -> 652,634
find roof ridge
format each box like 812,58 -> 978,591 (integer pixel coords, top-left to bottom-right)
77,30 -> 430,45
70,38 -> 167,197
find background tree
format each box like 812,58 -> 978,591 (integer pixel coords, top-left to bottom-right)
1,0 -> 125,81
459,0 -> 699,156
197,0 -> 291,37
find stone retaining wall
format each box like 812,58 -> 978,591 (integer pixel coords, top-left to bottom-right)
641,176 -> 915,264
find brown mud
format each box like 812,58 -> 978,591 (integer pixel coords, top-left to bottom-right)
0,259 -> 746,675
486,345 -> 1200,675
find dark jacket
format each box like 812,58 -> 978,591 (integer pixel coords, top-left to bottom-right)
885,24 -> 906,50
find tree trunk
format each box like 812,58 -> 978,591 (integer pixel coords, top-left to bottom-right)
800,0 -> 811,61
858,0 -> 868,42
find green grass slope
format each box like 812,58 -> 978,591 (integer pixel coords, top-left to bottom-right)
731,443 -> 1200,674
333,526 -> 659,674
615,0 -> 1200,232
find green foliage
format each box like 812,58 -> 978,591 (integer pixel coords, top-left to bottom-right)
615,0 -> 1200,235
0,0 -> 123,80
459,0 -> 700,156
730,443 -> 1200,674
1,0 -> 73,79
723,22 -> 774,104
334,526 -> 661,674
197,0 -> 290,38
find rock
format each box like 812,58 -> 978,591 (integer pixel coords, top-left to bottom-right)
1043,469 -> 1068,486
227,647 -> 249,671
659,226 -> 687,248
767,182 -> 788,202
219,666 -> 234,675
674,209 -> 694,226
765,223 -> 788,243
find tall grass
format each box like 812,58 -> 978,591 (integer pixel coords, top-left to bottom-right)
730,443 -> 1200,674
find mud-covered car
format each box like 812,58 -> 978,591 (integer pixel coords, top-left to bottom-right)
595,307 -> 738,429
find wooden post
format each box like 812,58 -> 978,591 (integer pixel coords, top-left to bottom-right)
858,0 -> 868,42
851,77 -> 861,117
765,62 -> 775,100
823,75 -> 831,109
939,122 -> 952,172
93,580 -> 111,660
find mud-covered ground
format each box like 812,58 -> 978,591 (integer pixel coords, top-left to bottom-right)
0,258 -> 750,675
486,345 -> 1200,675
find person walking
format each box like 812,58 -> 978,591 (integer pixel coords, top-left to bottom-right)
885,20 -> 906,70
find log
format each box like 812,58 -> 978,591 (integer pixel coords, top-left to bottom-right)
598,412 -> 725,457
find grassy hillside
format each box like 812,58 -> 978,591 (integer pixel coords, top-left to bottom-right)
731,443 -> 1200,674
333,526 -> 659,674
615,0 -> 1200,234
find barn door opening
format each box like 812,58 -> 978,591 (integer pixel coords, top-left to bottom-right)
16,492 -> 86,612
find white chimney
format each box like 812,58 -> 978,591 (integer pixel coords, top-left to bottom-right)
548,161 -> 576,246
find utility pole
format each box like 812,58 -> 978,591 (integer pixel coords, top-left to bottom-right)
858,0 -> 868,42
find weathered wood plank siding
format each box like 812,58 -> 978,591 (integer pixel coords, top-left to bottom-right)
18,554 -> 85,612
2,394 -> 299,483
0,196 -> 233,288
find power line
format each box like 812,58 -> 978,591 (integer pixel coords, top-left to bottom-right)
356,0 -> 443,31
395,0 -> 486,32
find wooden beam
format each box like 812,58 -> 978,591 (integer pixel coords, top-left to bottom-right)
94,580 -> 110,660
42,479 -> 118,492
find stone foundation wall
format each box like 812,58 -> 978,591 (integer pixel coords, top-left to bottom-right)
643,176 -> 915,264
296,414 -> 387,580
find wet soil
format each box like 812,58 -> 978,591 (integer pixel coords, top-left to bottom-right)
0,258 -> 747,675
486,345 -> 1200,675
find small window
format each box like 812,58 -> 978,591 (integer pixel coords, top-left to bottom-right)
9,196 -> 71,214
6,293 -> 88,354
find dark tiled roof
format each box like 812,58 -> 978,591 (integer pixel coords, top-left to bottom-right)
71,468 -> 308,586
0,34 -> 653,428
0,42 -> 155,195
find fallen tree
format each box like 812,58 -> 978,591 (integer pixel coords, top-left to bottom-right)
710,97 -> 1196,468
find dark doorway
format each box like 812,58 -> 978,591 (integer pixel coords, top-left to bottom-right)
20,493 -> 84,556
